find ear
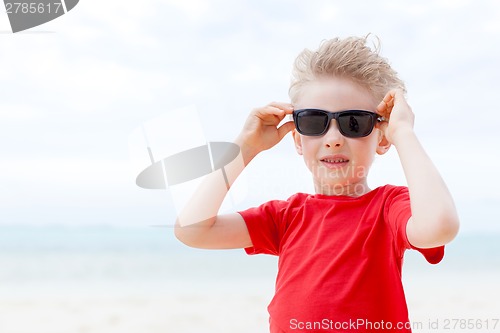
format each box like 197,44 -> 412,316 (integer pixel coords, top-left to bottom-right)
292,129 -> 303,155
376,127 -> 391,155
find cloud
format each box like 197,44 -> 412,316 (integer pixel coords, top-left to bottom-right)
0,104 -> 42,120
0,0 -> 499,229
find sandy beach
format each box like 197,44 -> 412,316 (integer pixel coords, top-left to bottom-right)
1,226 -> 499,333
0,292 -> 271,333
1,274 -> 499,333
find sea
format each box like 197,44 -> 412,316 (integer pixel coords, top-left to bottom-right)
0,225 -> 279,299
0,225 -> 499,296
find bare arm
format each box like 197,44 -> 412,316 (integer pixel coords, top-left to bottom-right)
377,90 -> 460,249
174,102 -> 295,249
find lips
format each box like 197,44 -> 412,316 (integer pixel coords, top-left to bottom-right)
320,154 -> 349,168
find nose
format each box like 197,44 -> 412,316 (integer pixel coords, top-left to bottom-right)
323,119 -> 344,148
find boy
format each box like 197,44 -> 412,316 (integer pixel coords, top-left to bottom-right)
174,36 -> 459,332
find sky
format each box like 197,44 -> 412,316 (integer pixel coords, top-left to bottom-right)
0,0 -> 499,232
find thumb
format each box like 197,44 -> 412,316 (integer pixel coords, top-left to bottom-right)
378,120 -> 388,133
277,121 -> 295,141
377,120 -> 392,142
378,120 -> 389,136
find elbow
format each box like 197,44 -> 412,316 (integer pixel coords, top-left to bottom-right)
174,219 -> 194,247
409,211 -> 460,249
433,212 -> 460,246
174,227 -> 197,248
174,224 -> 184,243
174,218 -> 210,249
173,214 -> 219,249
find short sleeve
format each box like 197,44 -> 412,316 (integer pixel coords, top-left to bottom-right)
238,199 -> 289,256
385,186 -> 445,265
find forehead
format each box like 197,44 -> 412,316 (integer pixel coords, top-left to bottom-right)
295,77 -> 378,112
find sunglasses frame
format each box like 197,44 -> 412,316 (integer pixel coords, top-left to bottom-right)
292,109 -> 385,138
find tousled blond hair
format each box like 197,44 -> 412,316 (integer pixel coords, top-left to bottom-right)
289,36 -> 406,104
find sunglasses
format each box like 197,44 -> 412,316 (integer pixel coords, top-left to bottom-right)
292,109 -> 385,137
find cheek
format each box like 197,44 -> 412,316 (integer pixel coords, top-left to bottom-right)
350,140 -> 377,163
301,138 -> 323,157
298,139 -> 322,168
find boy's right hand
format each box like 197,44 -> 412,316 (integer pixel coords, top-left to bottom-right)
235,102 -> 295,165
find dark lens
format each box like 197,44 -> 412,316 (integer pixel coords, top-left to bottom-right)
337,112 -> 375,138
296,110 -> 329,135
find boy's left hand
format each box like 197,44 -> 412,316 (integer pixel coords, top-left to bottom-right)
376,89 -> 415,145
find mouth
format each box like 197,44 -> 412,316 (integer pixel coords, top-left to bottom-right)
320,155 -> 350,169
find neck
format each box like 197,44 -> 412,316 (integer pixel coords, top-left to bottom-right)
313,179 -> 371,197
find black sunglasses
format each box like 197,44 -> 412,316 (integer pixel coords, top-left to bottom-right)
292,109 -> 385,138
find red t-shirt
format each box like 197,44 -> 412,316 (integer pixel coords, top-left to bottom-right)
238,185 -> 444,333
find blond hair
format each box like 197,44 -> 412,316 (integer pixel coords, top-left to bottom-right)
289,36 -> 406,104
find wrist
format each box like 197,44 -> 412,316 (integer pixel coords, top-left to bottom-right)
390,127 -> 416,147
234,135 -> 259,166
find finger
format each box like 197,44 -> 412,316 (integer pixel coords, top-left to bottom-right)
277,121 -> 295,141
382,89 -> 396,102
387,89 -> 410,107
377,120 -> 389,139
392,89 -> 410,109
384,98 -> 394,109
377,90 -> 397,116
256,105 -> 286,116
378,120 -> 388,132
255,106 -> 288,123
392,88 -> 405,97
269,101 -> 294,114
383,91 -> 396,107
377,100 -> 393,118
376,100 -> 388,113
